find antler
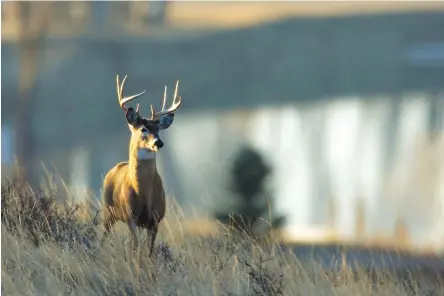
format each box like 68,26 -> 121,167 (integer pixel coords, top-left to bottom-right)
116,74 -> 147,112
150,81 -> 182,120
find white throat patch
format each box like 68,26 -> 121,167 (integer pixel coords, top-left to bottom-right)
137,148 -> 155,160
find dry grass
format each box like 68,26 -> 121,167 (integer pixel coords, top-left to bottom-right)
4,2 -> 444,40
166,1 -> 444,29
1,177 -> 443,296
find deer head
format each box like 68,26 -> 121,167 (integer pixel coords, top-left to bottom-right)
116,74 -> 182,154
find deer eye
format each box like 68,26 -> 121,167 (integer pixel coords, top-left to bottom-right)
141,127 -> 148,133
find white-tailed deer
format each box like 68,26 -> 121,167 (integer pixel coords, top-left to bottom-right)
101,74 -> 182,256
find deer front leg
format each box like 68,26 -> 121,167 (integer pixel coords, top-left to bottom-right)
127,210 -> 139,251
101,206 -> 116,246
101,218 -> 115,246
147,220 -> 158,257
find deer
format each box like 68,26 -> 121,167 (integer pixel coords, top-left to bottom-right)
101,74 -> 182,256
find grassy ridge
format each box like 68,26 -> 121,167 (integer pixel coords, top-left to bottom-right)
1,178 -> 443,296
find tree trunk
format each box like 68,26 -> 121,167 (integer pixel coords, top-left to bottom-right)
146,1 -> 168,26
15,2 -> 51,184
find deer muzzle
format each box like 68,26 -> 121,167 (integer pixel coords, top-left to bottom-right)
154,139 -> 164,149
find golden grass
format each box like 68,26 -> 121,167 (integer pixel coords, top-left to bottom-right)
167,1 -> 444,29
2,179 -> 444,296
3,1 -> 444,40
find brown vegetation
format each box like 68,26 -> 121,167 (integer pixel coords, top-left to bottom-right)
2,177 -> 444,295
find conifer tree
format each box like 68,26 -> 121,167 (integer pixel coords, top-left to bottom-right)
214,145 -> 285,237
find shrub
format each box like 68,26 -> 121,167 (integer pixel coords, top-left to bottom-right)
1,177 -> 99,251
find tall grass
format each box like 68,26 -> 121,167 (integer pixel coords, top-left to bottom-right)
1,177 -> 442,296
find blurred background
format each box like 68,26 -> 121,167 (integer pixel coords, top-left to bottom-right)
2,1 -> 444,252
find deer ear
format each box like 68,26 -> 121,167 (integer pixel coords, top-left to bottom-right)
158,113 -> 174,130
125,107 -> 140,126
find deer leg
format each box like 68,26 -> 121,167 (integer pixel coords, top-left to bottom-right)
101,220 -> 114,245
127,214 -> 139,251
147,220 -> 158,257
101,209 -> 116,246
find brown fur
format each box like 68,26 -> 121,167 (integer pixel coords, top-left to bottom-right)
101,125 -> 166,256
101,75 -> 181,256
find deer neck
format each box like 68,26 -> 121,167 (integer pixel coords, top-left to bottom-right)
128,148 -> 157,192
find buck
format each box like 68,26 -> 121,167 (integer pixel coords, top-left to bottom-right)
101,74 -> 182,256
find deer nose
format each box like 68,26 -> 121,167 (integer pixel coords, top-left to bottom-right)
154,139 -> 164,149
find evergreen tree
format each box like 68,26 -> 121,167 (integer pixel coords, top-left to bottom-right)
214,145 -> 285,237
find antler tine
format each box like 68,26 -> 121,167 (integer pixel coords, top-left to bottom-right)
174,81 -> 182,107
150,105 -> 155,120
173,80 -> 179,104
168,80 -> 182,112
116,74 -> 122,106
162,85 -> 167,111
120,75 -> 127,102
153,80 -> 182,119
116,74 -> 146,111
